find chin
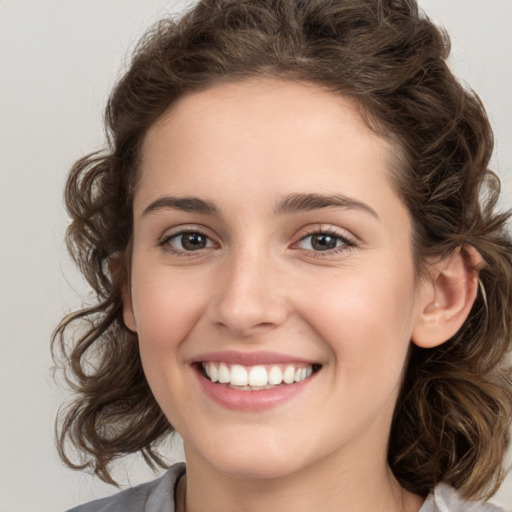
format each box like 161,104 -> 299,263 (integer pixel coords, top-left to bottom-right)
186,434 -> 313,481
213,454 -> 305,481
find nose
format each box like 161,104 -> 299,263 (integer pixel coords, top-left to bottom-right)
208,246 -> 289,339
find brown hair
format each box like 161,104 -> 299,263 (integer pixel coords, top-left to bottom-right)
53,0 -> 512,499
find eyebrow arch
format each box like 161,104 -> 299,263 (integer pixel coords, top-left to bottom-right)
274,193 -> 379,218
142,196 -> 220,217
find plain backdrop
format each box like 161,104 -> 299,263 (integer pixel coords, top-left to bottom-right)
0,1 -> 511,511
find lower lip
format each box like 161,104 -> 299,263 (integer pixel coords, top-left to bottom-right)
195,366 -> 316,412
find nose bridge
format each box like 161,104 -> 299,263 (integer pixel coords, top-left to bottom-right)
211,241 -> 287,336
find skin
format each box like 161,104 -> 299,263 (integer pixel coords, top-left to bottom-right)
123,79 -> 477,512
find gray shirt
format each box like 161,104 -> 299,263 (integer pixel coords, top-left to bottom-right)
66,463 -> 508,512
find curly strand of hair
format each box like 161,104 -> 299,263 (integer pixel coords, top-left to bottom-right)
391,355 -> 512,499
52,301 -> 171,483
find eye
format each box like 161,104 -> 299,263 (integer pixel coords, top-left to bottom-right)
296,230 -> 355,253
160,231 -> 215,253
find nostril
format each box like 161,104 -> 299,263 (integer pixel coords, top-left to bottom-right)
254,322 -> 276,329
213,319 -> 280,338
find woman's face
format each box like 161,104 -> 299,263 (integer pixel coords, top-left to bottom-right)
124,79 -> 430,480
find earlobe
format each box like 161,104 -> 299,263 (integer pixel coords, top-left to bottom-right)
110,255 -> 138,333
122,284 -> 138,333
412,245 -> 483,349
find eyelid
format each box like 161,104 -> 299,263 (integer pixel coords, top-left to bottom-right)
157,223 -> 217,242
291,225 -> 358,255
295,224 -> 357,242
157,225 -> 220,254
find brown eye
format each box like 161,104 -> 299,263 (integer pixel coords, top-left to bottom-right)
309,233 -> 338,251
180,232 -> 208,250
296,230 -> 356,254
161,231 -> 214,252
299,233 -> 342,251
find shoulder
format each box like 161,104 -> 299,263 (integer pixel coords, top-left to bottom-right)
65,463 -> 185,512
420,482 -> 510,512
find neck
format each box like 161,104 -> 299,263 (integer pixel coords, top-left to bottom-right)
179,442 -> 424,512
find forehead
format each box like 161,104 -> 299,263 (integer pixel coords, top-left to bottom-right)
143,79 -> 384,158
136,79 -> 403,221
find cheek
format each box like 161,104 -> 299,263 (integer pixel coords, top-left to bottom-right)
130,267 -> 208,354
130,268 -> 210,418
299,264 -> 417,374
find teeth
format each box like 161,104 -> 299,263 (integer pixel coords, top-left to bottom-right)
201,362 -> 316,388
283,365 -> 295,384
210,363 -> 218,383
218,363 -> 230,383
294,367 -> 307,382
248,365 -> 268,386
230,364 -> 248,386
268,365 -> 283,385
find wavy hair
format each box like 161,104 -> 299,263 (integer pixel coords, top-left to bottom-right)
53,0 -> 512,499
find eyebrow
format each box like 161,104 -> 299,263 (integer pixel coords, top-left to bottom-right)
142,196 -> 220,217
141,192 -> 378,219
274,193 -> 378,218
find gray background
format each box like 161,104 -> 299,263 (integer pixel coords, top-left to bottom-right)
0,1 -> 510,510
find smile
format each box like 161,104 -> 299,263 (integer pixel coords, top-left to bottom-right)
201,362 -> 316,390
193,352 -> 321,410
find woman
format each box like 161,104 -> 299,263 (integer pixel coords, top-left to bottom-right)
54,0 -> 512,510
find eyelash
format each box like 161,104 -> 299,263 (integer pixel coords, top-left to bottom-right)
158,229 -> 215,257
295,228 -> 356,257
158,228 -> 357,257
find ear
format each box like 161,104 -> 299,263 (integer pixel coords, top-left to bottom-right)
412,245 -> 483,349
122,284 -> 138,333
109,256 -> 137,333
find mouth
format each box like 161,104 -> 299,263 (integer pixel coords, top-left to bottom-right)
192,351 -> 322,410
198,362 -> 322,391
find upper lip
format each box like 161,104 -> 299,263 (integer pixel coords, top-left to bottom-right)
190,350 -> 319,366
